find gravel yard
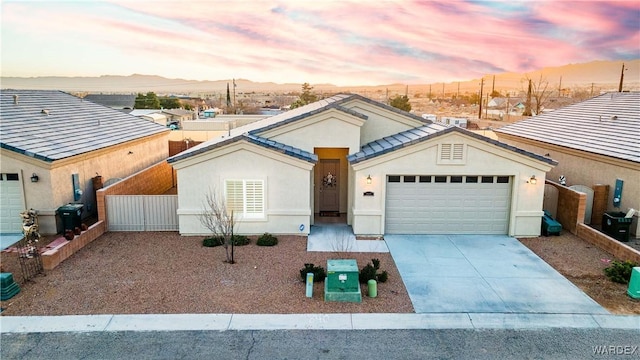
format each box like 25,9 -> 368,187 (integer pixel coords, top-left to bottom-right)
0,232 -> 413,315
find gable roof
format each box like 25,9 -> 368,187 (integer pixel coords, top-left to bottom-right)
0,90 -> 168,162
169,93 -> 425,164
349,125 -> 558,165
495,92 -> 640,163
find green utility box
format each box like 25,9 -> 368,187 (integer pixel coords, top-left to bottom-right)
58,203 -> 84,233
602,212 -> 633,242
0,273 -> 21,301
324,259 -> 362,303
628,267 -> 640,299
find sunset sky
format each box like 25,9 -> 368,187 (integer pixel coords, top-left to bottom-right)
1,0 -> 639,86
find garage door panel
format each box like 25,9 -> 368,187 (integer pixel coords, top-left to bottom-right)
0,173 -> 26,233
386,176 -> 511,235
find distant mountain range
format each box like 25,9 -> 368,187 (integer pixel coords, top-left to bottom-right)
1,59 -> 638,95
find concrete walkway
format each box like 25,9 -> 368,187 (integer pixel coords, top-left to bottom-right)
385,235 -> 608,314
307,223 -> 388,252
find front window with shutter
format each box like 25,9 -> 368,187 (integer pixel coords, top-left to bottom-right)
225,180 -> 264,219
438,143 -> 466,164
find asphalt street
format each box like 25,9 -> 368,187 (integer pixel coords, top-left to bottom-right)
2,328 -> 639,360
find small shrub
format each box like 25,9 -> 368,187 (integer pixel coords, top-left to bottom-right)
300,263 -> 326,283
203,236 -> 224,247
359,258 -> 389,283
604,260 -> 638,284
257,233 -> 278,246
231,234 -> 250,246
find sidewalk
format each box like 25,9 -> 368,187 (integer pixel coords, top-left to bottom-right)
2,312 -> 639,333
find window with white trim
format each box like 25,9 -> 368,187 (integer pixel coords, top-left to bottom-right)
438,143 -> 466,164
225,179 -> 264,219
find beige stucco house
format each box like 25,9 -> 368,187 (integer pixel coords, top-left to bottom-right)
0,90 -> 169,235
168,94 -> 556,237
495,92 -> 640,238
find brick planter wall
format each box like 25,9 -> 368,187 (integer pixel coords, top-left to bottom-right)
576,223 -> 640,264
41,221 -> 106,270
545,180 -> 586,235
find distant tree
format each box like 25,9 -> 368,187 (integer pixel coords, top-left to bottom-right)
290,83 -> 318,109
159,97 -> 182,109
490,90 -> 502,98
522,74 -> 551,116
389,95 -> 411,112
134,92 -> 160,109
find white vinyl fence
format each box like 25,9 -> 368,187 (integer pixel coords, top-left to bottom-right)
106,195 -> 179,231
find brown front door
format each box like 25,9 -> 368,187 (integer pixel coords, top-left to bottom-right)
318,159 -> 340,213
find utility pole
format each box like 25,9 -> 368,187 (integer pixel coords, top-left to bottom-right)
618,63 -> 626,92
405,85 -> 408,97
478,78 -> 484,120
442,83 -> 445,98
524,79 -> 532,116
591,83 -> 594,97
233,78 -> 237,113
457,82 -> 460,99
429,85 -> 432,99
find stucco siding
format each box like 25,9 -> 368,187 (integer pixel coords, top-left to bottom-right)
174,142 -> 314,235
340,101 -> 425,145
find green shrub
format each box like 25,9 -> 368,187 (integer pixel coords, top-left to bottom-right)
604,260 -> 638,284
257,233 -> 278,246
203,236 -> 224,247
231,234 -> 250,246
300,263 -> 326,283
359,258 -> 389,283
203,235 -> 249,247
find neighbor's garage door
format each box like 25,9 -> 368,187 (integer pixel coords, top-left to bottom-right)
385,175 -> 511,234
0,173 -> 25,233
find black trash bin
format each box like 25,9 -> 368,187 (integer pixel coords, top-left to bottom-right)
602,211 -> 633,242
58,203 -> 84,233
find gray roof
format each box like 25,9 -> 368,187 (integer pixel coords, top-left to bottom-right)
349,125 -> 558,165
84,94 -> 135,109
495,92 -> 640,163
1,90 -> 168,162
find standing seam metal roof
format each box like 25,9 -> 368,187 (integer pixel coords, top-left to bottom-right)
1,90 -> 168,162
495,92 -> 640,163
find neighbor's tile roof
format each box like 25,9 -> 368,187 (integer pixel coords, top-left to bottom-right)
495,92 -> 640,163
0,90 -> 168,162
348,124 -> 558,165
83,94 -> 135,109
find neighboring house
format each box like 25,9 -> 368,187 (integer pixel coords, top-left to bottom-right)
168,94 -> 556,237
0,90 -> 169,234
83,94 -> 136,109
162,109 -> 196,123
495,92 -> 640,238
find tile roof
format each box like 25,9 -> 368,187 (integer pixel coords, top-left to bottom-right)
168,93 -> 429,164
495,92 -> 640,163
1,90 -> 168,162
348,124 -> 558,165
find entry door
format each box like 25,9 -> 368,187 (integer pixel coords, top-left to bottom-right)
318,159 -> 339,213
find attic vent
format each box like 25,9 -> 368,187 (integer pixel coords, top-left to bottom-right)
438,143 -> 466,164
41,109 -> 50,115
13,95 -> 19,105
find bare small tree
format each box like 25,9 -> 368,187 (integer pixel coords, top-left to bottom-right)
522,74 -> 552,116
198,189 -> 237,264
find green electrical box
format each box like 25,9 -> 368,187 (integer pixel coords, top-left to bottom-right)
628,267 -> 640,300
324,259 -> 362,302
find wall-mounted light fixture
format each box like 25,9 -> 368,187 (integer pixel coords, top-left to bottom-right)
366,175 -> 372,185
527,175 -> 537,185
30,173 -> 39,182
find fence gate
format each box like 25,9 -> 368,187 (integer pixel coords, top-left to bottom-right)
106,195 -> 179,231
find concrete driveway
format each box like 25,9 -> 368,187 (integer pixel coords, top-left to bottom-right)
385,235 -> 608,314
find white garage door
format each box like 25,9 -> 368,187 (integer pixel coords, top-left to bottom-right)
0,173 -> 25,233
385,175 -> 511,234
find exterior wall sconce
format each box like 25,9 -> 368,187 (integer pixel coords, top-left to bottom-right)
366,175 -> 372,185
528,175 -> 537,185
30,173 -> 39,182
